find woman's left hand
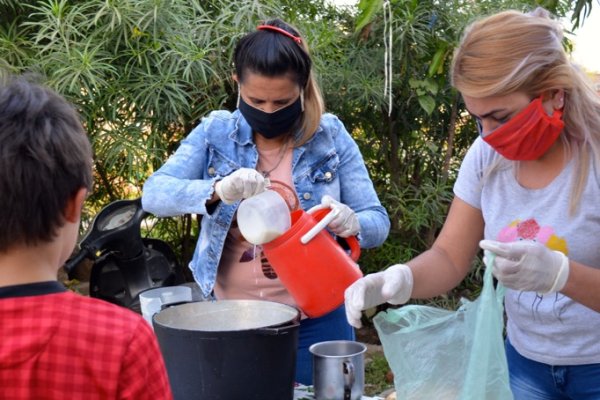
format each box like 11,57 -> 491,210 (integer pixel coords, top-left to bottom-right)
480,239 -> 570,293
320,195 -> 360,237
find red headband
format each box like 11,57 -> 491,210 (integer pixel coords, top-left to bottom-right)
257,25 -> 302,44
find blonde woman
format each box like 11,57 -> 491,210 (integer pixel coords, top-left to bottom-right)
345,8 -> 600,399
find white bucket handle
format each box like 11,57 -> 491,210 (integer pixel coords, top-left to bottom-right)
300,206 -> 340,244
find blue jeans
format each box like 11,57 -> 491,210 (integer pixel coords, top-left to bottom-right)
295,305 -> 355,385
506,339 -> 600,399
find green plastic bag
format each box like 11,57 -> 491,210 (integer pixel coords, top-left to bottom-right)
373,258 -> 512,400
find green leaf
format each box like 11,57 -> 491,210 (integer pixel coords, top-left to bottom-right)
418,94 -> 435,115
570,0 -> 593,29
422,78 -> 438,94
408,78 -> 438,95
355,0 -> 384,33
427,45 -> 447,77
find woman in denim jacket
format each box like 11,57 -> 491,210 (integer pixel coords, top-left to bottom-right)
142,18 -> 389,384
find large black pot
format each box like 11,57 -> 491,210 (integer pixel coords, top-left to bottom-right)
153,299 -> 300,400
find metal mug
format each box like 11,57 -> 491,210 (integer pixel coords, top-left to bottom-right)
309,340 -> 367,400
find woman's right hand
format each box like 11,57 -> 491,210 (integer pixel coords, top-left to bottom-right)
214,168 -> 267,204
344,264 -> 414,328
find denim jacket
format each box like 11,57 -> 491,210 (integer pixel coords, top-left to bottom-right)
142,110 -> 390,297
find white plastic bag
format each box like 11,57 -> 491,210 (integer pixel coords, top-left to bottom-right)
374,257 -> 512,399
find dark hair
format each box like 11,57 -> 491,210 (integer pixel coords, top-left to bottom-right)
234,18 -> 325,144
0,76 -> 93,251
234,18 -> 311,87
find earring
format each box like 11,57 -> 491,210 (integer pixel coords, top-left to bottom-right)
300,89 -> 305,112
236,84 -> 241,108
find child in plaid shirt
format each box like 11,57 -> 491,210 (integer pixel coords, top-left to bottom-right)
0,75 -> 172,400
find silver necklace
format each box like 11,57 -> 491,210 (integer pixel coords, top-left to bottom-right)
257,139 -> 290,178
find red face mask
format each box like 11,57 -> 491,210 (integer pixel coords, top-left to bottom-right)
479,96 -> 564,161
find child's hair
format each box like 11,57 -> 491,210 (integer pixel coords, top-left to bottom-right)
0,75 -> 93,251
234,18 -> 324,145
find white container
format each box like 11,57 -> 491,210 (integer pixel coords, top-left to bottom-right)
139,285 -> 192,327
237,190 -> 291,245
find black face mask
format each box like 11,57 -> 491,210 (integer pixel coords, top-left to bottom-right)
238,95 -> 303,139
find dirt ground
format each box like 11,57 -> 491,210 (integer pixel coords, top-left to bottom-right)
356,323 -> 398,399
356,322 -> 382,346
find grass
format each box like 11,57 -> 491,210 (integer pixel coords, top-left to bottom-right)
364,350 -> 394,396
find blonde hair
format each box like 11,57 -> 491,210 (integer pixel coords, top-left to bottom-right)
296,39 -> 325,146
451,7 -> 600,214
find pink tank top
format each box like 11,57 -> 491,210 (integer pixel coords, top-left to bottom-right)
214,145 -> 299,311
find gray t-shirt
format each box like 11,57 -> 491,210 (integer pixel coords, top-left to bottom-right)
454,137 -> 600,365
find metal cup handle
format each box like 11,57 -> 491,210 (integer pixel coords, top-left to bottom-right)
343,360 -> 355,400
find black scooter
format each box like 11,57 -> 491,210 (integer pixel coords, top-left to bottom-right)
64,198 -> 184,312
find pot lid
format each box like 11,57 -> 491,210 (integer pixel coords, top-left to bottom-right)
153,299 -> 299,331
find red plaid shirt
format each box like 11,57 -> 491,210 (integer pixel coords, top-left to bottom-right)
0,281 -> 172,400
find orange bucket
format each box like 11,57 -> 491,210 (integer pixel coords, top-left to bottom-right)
262,207 -> 362,318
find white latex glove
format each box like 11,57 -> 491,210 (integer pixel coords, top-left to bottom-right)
214,168 -> 267,205
479,239 -> 569,294
344,264 -> 413,328
320,195 -> 360,238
